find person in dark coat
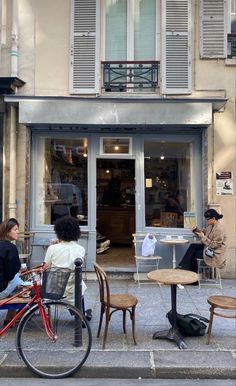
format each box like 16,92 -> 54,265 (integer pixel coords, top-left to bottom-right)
0,218 -> 22,325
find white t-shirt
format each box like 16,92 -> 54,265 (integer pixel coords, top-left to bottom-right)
44,240 -> 87,303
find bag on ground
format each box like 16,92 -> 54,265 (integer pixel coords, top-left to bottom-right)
166,310 -> 209,336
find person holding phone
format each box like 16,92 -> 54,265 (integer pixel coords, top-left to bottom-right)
177,209 -> 227,274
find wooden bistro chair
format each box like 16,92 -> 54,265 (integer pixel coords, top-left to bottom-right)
207,295 -> 236,344
93,262 -> 138,349
17,231 -> 36,268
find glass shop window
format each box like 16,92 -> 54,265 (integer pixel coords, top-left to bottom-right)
35,137 -> 88,225
144,141 -> 195,228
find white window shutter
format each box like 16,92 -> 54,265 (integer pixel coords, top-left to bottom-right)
69,0 -> 100,94
161,0 -> 192,95
200,0 -> 227,58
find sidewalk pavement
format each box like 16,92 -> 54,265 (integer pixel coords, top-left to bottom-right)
0,274 -> 235,379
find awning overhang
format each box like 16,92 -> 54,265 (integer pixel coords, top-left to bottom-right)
4,96 -> 227,127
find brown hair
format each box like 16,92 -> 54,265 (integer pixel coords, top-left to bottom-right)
0,218 -> 19,240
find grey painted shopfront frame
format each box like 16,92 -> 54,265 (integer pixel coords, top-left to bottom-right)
31,129 -> 203,269
10,95 -> 217,270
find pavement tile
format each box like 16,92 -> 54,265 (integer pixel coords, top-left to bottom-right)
0,277 -> 235,379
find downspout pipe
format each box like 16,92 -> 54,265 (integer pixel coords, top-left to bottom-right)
11,0 -> 18,77
8,105 -> 17,218
8,0 -> 18,218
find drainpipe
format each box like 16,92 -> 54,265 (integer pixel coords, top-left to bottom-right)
8,105 -> 17,218
8,0 -> 18,218
11,0 -> 18,77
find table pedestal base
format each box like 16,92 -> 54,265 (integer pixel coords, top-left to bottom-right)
152,327 -> 187,349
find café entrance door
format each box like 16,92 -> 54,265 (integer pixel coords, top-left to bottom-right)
96,158 -> 136,268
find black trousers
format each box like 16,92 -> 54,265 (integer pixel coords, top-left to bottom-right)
178,243 -> 204,273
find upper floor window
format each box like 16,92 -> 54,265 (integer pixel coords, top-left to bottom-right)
227,0 -> 236,58
104,0 -> 158,61
70,0 -> 191,94
229,0 -> 236,32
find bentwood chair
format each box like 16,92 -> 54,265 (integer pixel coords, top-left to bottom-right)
93,262 -> 138,349
16,231 -> 36,268
207,295 -> 236,344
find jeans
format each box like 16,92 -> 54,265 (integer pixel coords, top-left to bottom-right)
178,243 -> 204,272
0,273 -> 24,299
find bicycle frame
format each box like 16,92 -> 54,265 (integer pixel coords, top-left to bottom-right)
0,266 -> 54,340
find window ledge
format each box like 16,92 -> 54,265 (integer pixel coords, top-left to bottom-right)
225,58 -> 236,66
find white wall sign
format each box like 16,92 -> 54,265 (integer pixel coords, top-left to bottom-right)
216,172 -> 233,195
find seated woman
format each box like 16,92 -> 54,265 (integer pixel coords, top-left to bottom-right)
177,209 -> 227,274
44,215 -> 91,321
0,218 -> 30,325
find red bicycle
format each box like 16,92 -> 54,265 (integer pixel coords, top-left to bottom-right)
0,264 -> 92,378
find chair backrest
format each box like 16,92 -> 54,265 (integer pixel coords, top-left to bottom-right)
160,212 -> 178,227
17,231 -> 36,254
93,262 -> 110,305
132,233 -> 159,257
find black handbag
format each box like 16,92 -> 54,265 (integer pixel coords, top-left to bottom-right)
166,310 -> 209,336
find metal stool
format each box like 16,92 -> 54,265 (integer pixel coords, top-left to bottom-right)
197,258 -> 222,289
207,295 -> 236,344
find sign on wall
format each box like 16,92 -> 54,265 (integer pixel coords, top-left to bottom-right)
184,212 -> 196,228
216,172 -> 234,195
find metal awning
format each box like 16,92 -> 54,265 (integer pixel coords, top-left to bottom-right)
4,96 -> 227,127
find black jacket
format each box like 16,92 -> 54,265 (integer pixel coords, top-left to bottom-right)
0,240 -> 21,292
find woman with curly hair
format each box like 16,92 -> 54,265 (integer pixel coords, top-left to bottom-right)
44,215 -> 91,319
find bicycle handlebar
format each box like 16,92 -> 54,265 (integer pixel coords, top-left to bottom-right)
21,262 -> 48,278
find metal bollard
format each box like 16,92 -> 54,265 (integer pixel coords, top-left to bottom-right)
74,257 -> 83,347
74,257 -> 83,311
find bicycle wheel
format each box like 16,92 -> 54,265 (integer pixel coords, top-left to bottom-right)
16,300 -> 92,378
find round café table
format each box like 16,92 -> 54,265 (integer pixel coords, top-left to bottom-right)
147,268 -> 199,349
160,238 -> 189,268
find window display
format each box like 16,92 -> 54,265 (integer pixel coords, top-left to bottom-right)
35,137 -> 88,225
144,141 -> 194,228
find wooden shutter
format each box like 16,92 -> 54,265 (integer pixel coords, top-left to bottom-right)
161,0 -> 191,95
69,0 -> 99,94
200,0 -> 227,58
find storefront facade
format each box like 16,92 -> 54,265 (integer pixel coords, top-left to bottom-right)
3,95 -> 232,272
0,0 -> 235,275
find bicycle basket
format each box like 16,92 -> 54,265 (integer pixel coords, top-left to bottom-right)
41,268 -> 72,300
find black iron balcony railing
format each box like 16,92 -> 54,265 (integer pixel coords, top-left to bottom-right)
102,61 -> 159,92
227,33 -> 236,58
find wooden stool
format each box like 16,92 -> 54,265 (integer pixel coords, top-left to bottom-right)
207,295 -> 236,344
